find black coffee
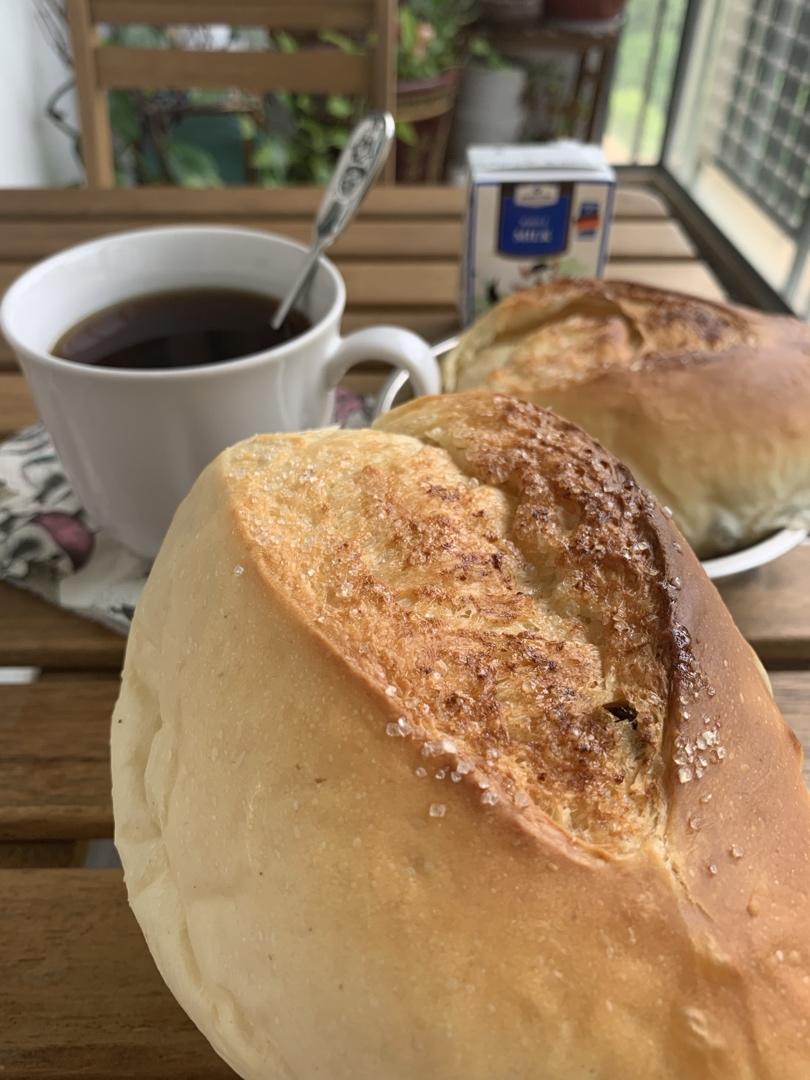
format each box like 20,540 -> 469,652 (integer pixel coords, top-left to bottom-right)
53,288 -> 311,370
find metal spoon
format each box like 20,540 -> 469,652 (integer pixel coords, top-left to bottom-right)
271,110 -> 396,332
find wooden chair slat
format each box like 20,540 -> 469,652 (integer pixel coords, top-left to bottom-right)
92,0 -> 373,28
67,0 -> 116,189
96,44 -> 371,94
72,1 -> 395,186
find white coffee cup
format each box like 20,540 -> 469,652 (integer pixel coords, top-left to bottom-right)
1,226 -> 440,558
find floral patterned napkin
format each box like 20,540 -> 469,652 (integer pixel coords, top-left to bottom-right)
0,389 -> 374,636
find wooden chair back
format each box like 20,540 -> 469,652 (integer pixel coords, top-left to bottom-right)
65,0 -> 397,187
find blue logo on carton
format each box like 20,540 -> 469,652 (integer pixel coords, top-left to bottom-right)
498,192 -> 570,256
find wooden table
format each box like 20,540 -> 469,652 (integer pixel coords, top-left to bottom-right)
1,184 -> 808,1078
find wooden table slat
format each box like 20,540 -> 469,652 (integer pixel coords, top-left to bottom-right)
2,179 -> 808,1079
0,184 -> 669,220
0,214 -> 720,375
1,538 -> 805,673
0,372 -> 36,433
0,678 -> 118,841
0,219 -> 465,261
608,220 -> 695,258
0,184 -> 468,218
0,310 -> 462,375
769,670 -> 810,784
0,661 -> 809,1070
0,217 -> 690,263
0,869 -> 232,1078
604,259 -> 724,301
0,582 -> 123,669
718,544 -> 810,667
1,667 -> 808,849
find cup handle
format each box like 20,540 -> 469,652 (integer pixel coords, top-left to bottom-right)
322,326 -> 441,415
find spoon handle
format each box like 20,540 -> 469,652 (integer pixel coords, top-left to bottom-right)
312,111 -> 396,247
271,111 -> 395,331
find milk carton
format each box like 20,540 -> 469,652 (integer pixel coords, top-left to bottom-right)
461,141 -> 615,324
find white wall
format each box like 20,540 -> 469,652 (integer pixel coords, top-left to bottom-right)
0,0 -> 83,186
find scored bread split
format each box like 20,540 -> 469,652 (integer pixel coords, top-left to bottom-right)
444,280 -> 810,558
112,391 -> 810,1080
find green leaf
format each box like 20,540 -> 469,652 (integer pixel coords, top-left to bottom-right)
319,29 -> 365,55
274,30 -> 299,54
110,24 -> 167,48
326,95 -> 353,119
467,35 -> 508,69
108,90 -> 139,146
237,114 -> 258,140
186,88 -> 229,107
251,135 -> 290,173
312,158 -> 334,184
165,141 -> 223,188
399,7 -> 418,53
395,119 -> 419,146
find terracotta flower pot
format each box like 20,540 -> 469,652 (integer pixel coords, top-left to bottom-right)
545,0 -> 625,17
480,0 -> 544,20
395,69 -> 459,183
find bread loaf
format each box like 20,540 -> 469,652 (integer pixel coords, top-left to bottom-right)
112,391 -> 810,1079
444,280 -> 810,557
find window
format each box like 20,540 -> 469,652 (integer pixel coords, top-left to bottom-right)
665,0 -> 810,314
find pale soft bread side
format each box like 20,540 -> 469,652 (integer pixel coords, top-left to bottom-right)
112,391 -> 810,1079
444,280 -> 810,556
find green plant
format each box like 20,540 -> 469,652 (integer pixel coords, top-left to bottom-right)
466,34 -> 510,70
108,85 -> 230,187
398,0 -> 492,80
247,31 -> 364,185
249,94 -> 359,185
101,12 -> 503,187
105,25 -> 230,185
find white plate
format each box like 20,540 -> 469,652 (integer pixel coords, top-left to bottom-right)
700,528 -> 807,580
375,338 -> 808,582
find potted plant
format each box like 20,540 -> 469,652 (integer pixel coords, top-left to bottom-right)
447,38 -> 527,176
545,0 -> 626,20
480,0 -> 543,21
395,0 -> 481,181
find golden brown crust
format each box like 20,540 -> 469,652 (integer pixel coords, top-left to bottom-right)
444,281 -> 810,556
112,391 -> 810,1079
